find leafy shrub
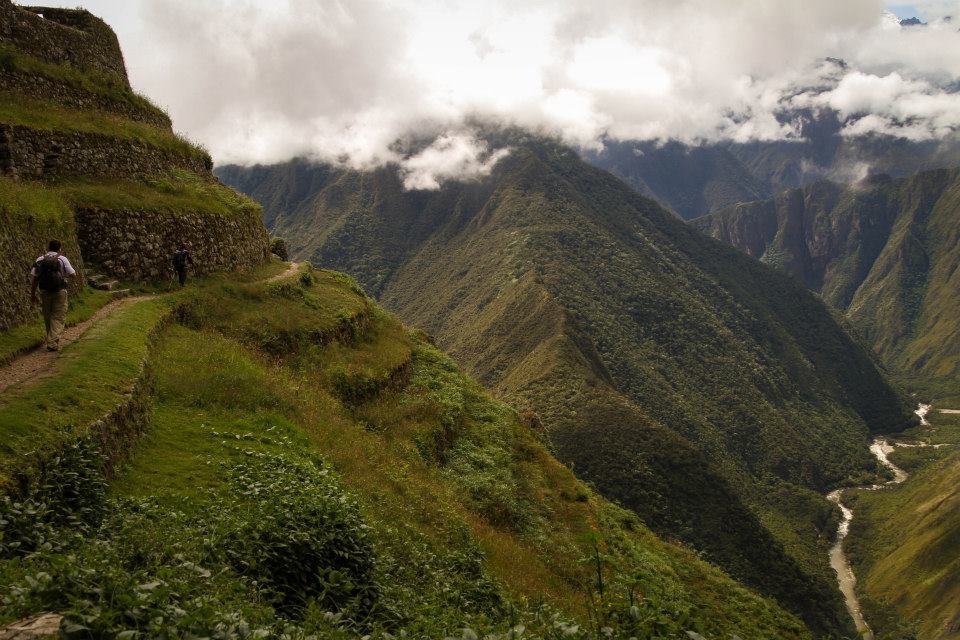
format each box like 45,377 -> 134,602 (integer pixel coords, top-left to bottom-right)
220,452 -> 378,615
270,237 -> 289,261
0,48 -> 15,71
0,439 -> 106,558
2,449 -> 378,637
299,269 -> 314,288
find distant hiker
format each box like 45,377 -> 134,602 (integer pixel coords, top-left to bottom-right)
171,243 -> 193,287
30,239 -> 76,352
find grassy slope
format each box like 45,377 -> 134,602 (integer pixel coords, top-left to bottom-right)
0,43 -> 168,125
848,171 -> 960,401
2,171 -> 261,222
218,142 -> 916,636
844,411 -> 960,640
0,91 -> 207,163
694,167 -> 960,403
0,269 -> 809,639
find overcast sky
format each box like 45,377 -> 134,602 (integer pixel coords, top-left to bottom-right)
36,0 -> 960,187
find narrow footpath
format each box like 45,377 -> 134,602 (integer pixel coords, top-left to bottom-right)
0,295 -> 151,394
0,263 -> 299,396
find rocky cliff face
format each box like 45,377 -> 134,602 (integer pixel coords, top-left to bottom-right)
695,167 -> 960,397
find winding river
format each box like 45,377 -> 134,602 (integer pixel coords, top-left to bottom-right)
826,404 -> 931,639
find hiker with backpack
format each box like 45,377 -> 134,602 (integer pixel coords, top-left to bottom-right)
171,243 -> 193,287
30,239 -> 77,352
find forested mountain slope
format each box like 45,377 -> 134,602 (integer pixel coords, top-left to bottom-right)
694,167 -> 960,402
586,108 -> 960,221
219,140 -> 916,636
582,140 -> 768,220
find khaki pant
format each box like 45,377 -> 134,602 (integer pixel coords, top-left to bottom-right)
40,289 -> 68,349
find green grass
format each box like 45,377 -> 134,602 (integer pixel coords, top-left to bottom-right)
0,297 -> 170,488
58,169 -> 261,217
0,91 -> 208,164
0,288 -> 114,366
0,268 -> 811,639
0,175 -> 72,224
0,260 -> 289,487
1,171 -> 261,226
0,44 -> 167,124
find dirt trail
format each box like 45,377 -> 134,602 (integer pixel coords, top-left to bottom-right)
267,261 -> 300,282
0,295 -> 153,394
0,263 -> 301,396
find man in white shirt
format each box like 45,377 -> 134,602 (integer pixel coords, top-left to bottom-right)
30,239 -> 77,351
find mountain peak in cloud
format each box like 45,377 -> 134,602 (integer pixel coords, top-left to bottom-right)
85,0 -> 960,185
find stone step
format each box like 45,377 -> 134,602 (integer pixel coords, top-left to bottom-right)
90,279 -> 119,291
0,612 -> 62,639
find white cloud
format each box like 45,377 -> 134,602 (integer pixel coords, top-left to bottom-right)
399,132 -> 511,190
793,70 -> 960,140
39,0 -> 960,187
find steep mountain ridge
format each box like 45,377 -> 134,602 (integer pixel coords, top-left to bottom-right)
219,140 -> 916,636
586,108 -> 960,220
583,140 -> 769,220
694,167 -> 960,401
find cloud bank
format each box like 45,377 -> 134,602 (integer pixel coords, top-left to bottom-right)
63,0 -> 960,187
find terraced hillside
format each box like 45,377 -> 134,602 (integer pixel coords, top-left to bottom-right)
694,167 -> 960,402
0,265 -> 810,639
0,0 -> 269,332
219,140 -> 917,636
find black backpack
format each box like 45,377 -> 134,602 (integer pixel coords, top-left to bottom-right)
35,254 -> 66,292
172,250 -> 189,270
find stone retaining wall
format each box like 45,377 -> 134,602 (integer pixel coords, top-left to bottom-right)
0,68 -> 171,129
0,1 -> 129,87
76,207 -> 270,282
0,208 -> 83,331
0,124 -> 210,181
